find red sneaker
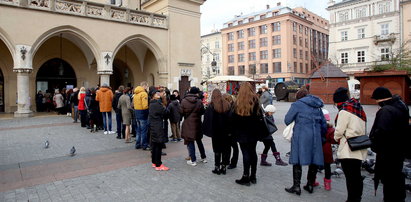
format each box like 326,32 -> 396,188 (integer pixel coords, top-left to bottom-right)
155,164 -> 170,171
152,164 -> 156,168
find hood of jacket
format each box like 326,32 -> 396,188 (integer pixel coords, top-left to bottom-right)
298,95 -> 324,108
184,94 -> 199,103
134,86 -> 146,94
99,87 -> 110,93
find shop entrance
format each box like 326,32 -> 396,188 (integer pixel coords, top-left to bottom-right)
36,58 -> 77,93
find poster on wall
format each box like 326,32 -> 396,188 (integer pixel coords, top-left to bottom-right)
37,81 -> 48,93
66,85 -> 74,90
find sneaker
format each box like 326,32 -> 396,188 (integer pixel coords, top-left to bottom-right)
152,164 -> 156,168
199,158 -> 207,163
187,160 -> 197,166
143,147 -> 151,151
155,164 -> 170,171
171,139 -> 178,143
177,138 -> 183,142
109,131 -> 116,134
103,131 -> 108,135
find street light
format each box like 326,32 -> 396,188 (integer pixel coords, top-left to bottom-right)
201,45 -> 218,79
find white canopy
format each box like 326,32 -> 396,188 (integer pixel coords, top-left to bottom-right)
207,76 -> 254,83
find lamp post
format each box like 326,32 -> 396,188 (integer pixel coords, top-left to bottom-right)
266,75 -> 272,88
201,45 -> 218,80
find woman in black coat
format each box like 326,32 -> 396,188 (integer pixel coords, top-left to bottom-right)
203,89 -> 231,175
149,91 -> 169,171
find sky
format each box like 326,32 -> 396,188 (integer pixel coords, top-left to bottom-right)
200,0 -> 330,35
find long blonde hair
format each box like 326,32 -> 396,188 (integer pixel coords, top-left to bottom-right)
78,87 -> 86,99
234,82 -> 259,116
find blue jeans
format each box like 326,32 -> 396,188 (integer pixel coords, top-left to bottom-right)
135,118 -> 149,149
102,111 -> 112,132
73,106 -> 78,122
187,139 -> 206,162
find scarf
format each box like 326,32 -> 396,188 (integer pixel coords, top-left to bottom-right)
335,98 -> 367,125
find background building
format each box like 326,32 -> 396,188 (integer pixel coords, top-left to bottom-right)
400,0 -> 411,50
0,0 -> 205,116
200,31 -> 222,82
327,0 -> 401,76
221,4 -> 329,86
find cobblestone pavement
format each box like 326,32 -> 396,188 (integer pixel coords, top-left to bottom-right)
0,102 -> 410,202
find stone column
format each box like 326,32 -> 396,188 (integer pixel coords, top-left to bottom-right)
14,45 -> 33,117
98,71 -> 112,86
98,52 -> 113,86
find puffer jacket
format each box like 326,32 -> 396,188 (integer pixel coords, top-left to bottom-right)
133,86 -> 149,120
180,94 -> 205,142
96,87 -> 113,112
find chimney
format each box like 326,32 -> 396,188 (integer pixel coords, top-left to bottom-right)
277,2 -> 281,6
266,4 -> 270,9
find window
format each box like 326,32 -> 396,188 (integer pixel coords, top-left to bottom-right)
358,28 -> 365,39
381,24 -> 389,35
305,64 -> 308,73
293,22 -> 297,32
238,54 -> 245,62
299,25 -> 303,33
238,65 -> 245,75
305,27 -> 308,35
260,50 -> 268,60
260,63 -> 268,73
293,62 -> 297,73
339,11 -> 349,22
238,42 -> 244,50
341,31 -> 348,41
299,37 -> 303,46
237,30 -> 244,39
248,40 -> 256,49
293,48 -> 297,58
249,64 -> 256,75
293,35 -> 297,45
228,23 -> 233,27
357,51 -> 365,63
273,62 -> 281,73
249,17 -> 254,22
355,7 -> 366,19
260,25 -> 268,34
215,54 -> 220,61
228,55 -> 234,63
305,51 -> 308,60
273,35 -> 281,45
238,20 -> 243,25
249,52 -> 256,61
273,49 -> 281,58
381,48 -> 390,61
228,44 -> 234,52
379,2 -> 390,14
228,66 -> 234,75
248,27 -> 256,36
299,50 -> 303,59
228,32 -> 234,41
272,22 -> 281,31
305,39 -> 308,47
260,14 -> 266,20
300,63 -> 303,73
215,41 -> 219,49
260,37 -> 268,47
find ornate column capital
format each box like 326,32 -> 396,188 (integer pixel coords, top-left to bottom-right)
13,69 -> 33,73
13,45 -> 33,71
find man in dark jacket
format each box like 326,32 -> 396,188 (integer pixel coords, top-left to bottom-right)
70,88 -> 79,123
168,94 -> 182,142
113,86 -> 125,139
180,87 -> 206,166
369,87 -> 410,202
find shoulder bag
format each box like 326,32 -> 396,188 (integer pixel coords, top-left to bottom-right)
283,121 -> 294,142
344,122 -> 371,151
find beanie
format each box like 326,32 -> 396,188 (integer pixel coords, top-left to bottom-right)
371,87 -> 392,100
264,105 -> 277,113
189,87 -> 200,94
333,87 -> 349,103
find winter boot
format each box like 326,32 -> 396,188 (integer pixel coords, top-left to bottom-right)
273,152 -> 288,166
260,154 -> 272,166
303,164 -> 317,194
220,165 -> 227,175
285,165 -> 302,195
235,175 -> 251,186
249,174 -> 257,184
212,166 -> 221,175
324,178 -> 331,191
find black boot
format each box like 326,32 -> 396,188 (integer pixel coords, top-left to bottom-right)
220,165 -> 226,175
235,175 -> 250,186
212,166 -> 221,175
285,165 -> 302,195
250,174 -> 257,184
303,164 -> 317,194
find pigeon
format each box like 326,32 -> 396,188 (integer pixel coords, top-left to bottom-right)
332,168 -> 344,178
367,149 -> 374,156
70,146 -> 76,156
44,140 -> 49,149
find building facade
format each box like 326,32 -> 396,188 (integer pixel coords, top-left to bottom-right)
221,4 -> 329,86
327,0 -> 401,76
0,0 -> 205,116
400,0 -> 411,50
200,31 -> 222,82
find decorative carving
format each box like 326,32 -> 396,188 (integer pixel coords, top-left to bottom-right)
87,5 -> 103,17
130,13 -> 150,24
110,9 -> 126,21
104,54 -> 111,65
20,47 -> 27,61
13,69 -> 33,73
0,0 -> 17,5
152,16 -> 166,27
181,69 -> 191,76
97,70 -> 113,75
29,0 -> 50,8
55,0 -> 82,14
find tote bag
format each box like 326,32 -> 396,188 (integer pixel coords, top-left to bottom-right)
283,121 -> 295,142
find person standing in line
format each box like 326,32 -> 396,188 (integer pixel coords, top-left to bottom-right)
284,89 -> 327,195
149,90 -> 170,171
369,87 -> 409,202
203,89 -> 231,175
259,105 -> 288,167
65,89 -> 73,116
85,88 -> 99,133
259,86 -> 272,108
78,87 -> 87,127
113,86 -> 125,139
180,87 -> 207,166
168,94 -> 182,142
96,83 -> 114,135
133,82 -> 150,150
70,88 -> 79,123
118,87 -> 133,143
223,94 -> 238,170
333,87 -> 367,202
320,109 -> 336,191
231,82 -> 267,186
172,90 -> 181,102
53,89 -> 64,115
36,90 -> 44,112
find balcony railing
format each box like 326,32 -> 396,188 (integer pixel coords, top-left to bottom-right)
373,33 -> 396,45
0,0 -> 167,29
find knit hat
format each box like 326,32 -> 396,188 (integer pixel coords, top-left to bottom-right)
170,94 -> 177,101
333,87 -> 349,103
264,105 -> 276,113
322,109 -> 330,121
189,87 -> 200,94
102,83 -> 109,87
371,87 -> 392,100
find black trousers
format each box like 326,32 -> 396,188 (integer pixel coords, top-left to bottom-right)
262,139 -> 278,154
239,141 -> 257,176
151,142 -> 163,167
229,137 -> 239,167
378,155 -> 406,202
324,163 -> 331,179
340,159 -> 363,202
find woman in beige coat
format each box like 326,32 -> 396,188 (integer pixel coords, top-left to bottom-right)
118,88 -> 132,143
333,87 -> 367,202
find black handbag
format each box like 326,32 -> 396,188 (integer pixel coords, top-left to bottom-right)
263,115 -> 278,134
346,135 -> 372,151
